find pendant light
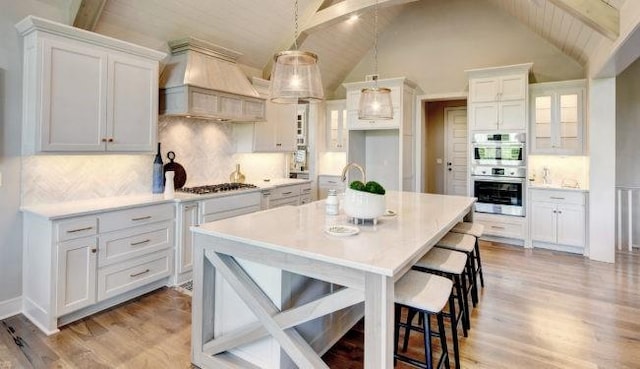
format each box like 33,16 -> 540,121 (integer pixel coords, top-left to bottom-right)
270,0 -> 324,104
358,0 -> 393,120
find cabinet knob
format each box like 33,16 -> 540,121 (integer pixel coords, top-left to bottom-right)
91,248 -> 97,253
101,138 -> 107,142
108,137 -> 114,143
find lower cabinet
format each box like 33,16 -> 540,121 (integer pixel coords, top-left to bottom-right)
529,188 -> 587,253
23,202 -> 174,334
473,212 -> 526,241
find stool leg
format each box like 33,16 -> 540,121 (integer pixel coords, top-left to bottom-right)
394,304 -> 401,367
475,238 -> 485,288
403,307 -> 419,352
437,313 -> 451,369
460,270 -> 471,331
453,274 -> 469,336
448,294 -> 460,369
467,252 -> 479,307
423,312 -> 433,369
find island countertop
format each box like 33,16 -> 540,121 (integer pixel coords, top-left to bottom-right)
193,191 -> 476,277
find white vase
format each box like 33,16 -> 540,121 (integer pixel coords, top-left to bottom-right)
164,171 -> 175,199
343,188 -> 385,220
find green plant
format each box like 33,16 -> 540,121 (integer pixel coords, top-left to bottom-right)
349,180 -> 385,195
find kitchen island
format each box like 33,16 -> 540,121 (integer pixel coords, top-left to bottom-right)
191,191 -> 475,369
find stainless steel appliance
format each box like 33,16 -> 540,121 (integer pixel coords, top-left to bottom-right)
472,132 -> 525,166
471,133 -> 527,217
178,182 -> 257,195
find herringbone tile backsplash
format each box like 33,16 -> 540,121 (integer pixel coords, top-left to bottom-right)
22,117 -> 287,206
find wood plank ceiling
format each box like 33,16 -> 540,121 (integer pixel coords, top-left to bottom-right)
87,0 -> 624,95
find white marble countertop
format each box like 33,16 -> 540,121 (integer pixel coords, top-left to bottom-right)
193,191 -> 475,276
528,183 -> 589,192
21,178 -> 313,219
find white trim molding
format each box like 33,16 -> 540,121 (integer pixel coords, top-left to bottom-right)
0,296 -> 22,320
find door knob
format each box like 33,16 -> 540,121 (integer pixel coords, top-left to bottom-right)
447,162 -> 452,166
448,168 -> 452,172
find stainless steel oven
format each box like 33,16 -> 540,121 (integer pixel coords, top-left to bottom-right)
472,132 -> 525,167
471,166 -> 526,217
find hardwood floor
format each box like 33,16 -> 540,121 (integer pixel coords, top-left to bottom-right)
2,241 -> 639,368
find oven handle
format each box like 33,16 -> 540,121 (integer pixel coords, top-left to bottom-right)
471,175 -> 526,184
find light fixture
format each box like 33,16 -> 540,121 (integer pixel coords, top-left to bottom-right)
358,0 -> 393,120
270,0 -> 324,104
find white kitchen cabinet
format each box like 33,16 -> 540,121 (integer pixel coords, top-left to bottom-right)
343,77 -> 418,192
529,188 -> 587,253
234,78 -> 297,153
473,212 -> 526,241
530,80 -> 586,155
56,236 -> 98,316
16,16 -> 165,154
317,175 -> 345,200
22,202 -> 174,334
325,100 -> 348,151
466,63 -> 532,132
260,182 -> 313,209
174,202 -> 199,285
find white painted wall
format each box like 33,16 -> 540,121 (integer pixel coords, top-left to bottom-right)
339,0 -> 585,97
616,58 -> 640,187
0,0 -> 69,317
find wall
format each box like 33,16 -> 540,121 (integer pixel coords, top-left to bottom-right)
425,100 -> 466,194
339,0 -> 585,97
0,1 -> 69,318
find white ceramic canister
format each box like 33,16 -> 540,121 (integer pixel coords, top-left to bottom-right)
326,189 -> 339,215
164,171 -> 175,198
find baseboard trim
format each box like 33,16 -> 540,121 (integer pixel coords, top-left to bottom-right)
0,296 -> 22,320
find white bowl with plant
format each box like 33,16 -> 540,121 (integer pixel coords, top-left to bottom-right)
343,180 -> 386,220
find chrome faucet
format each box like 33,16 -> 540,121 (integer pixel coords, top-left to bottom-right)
542,167 -> 551,184
341,162 -> 366,183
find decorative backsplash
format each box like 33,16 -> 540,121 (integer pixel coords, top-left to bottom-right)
528,155 -> 590,189
21,116 -> 287,205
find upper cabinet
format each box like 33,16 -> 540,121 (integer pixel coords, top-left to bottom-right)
234,78 -> 297,153
325,100 -> 348,151
467,63 -> 532,132
16,16 -> 166,154
529,80 -> 586,155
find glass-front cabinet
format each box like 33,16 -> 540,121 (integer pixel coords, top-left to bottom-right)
530,80 -> 586,155
325,99 -> 348,151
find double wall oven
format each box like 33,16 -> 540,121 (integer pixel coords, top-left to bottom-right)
471,133 -> 526,217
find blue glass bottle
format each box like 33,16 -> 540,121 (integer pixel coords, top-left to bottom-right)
152,142 -> 164,194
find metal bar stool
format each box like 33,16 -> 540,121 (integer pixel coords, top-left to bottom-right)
411,247 -> 470,369
435,232 -> 479,308
451,222 -> 485,289
394,271 -> 452,369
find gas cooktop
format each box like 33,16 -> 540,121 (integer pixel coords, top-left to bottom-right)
178,183 -> 258,195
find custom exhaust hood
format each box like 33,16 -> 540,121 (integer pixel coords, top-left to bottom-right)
159,37 -> 265,122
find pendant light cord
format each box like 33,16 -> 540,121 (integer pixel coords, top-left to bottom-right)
294,0 -> 299,50
373,0 -> 379,87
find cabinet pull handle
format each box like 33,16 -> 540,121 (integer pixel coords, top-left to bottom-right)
101,138 -> 107,142
67,226 -> 93,233
130,269 -> 150,278
328,181 -> 337,184
107,137 -> 114,143
557,210 -> 562,214
550,197 -> 565,200
490,225 -> 505,230
130,239 -> 151,246
132,216 -> 152,221
282,191 -> 293,195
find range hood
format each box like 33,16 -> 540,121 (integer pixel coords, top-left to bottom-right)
159,37 -> 265,122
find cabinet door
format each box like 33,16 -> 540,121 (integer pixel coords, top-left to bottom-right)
326,101 -> 348,151
177,203 -> 199,275
469,102 -> 498,131
275,104 -> 297,152
107,54 -> 158,152
57,237 -> 97,315
531,93 -> 554,153
556,204 -> 585,247
555,89 -> 583,155
254,101 -> 296,152
499,74 -> 527,101
469,77 -> 499,103
41,37 -> 107,151
499,100 -> 526,130
530,201 -> 557,243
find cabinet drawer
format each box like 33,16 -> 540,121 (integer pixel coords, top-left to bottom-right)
200,191 -> 261,216
530,189 -> 585,205
300,183 -> 312,196
99,203 -> 174,233
474,213 -> 525,239
56,216 -> 98,242
271,197 -> 300,208
272,184 -> 301,200
97,250 -> 171,301
318,175 -> 343,187
98,221 -> 173,267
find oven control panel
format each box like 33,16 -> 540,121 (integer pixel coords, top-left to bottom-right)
471,166 -> 526,178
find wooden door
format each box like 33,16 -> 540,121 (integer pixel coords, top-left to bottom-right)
444,107 -> 468,196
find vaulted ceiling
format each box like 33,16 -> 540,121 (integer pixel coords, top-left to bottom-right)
69,0 -> 625,94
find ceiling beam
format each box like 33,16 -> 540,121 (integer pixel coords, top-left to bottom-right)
73,0 -> 108,31
547,0 -> 619,40
262,0 -> 416,78
301,0 -> 418,34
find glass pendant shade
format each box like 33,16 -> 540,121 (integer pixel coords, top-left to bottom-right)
270,50 -> 324,104
358,87 -> 393,120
